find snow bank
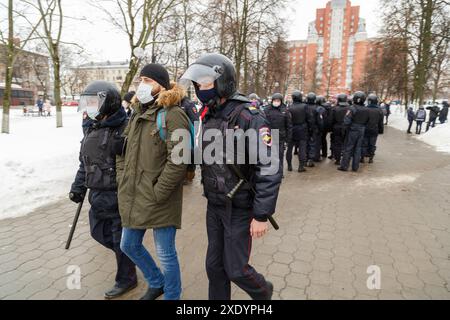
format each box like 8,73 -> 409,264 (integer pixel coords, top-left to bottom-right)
388,105 -> 450,154
0,107 -> 83,220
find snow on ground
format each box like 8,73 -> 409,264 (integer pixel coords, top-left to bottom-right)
389,104 -> 450,154
0,107 -> 83,220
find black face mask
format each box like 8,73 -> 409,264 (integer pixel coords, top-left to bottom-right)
197,87 -> 218,105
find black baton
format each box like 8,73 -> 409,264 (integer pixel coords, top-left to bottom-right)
65,196 -> 85,250
227,164 -> 280,230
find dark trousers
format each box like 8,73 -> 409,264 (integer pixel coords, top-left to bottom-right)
321,132 -> 329,157
426,118 -> 437,132
278,141 -> 286,173
205,203 -> 270,300
362,134 -> 379,158
287,139 -> 308,166
307,130 -> 321,161
416,121 -> 423,134
407,120 -> 413,133
340,126 -> 365,171
331,127 -> 346,162
89,210 -> 137,287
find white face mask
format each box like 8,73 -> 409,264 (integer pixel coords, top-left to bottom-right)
86,106 -> 100,119
273,102 -> 281,108
136,82 -> 154,104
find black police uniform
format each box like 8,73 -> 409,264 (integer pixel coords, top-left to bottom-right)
263,104 -> 292,172
339,104 -> 370,172
362,104 -> 384,161
70,108 -> 137,289
287,100 -> 309,170
306,102 -> 322,162
320,103 -> 333,158
330,102 -> 350,164
201,95 -> 282,300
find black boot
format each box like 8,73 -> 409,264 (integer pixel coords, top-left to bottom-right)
360,157 -> 365,164
264,281 -> 274,300
298,163 -> 306,172
140,287 -> 164,300
337,167 -> 347,172
287,164 -> 293,172
104,282 -> 138,300
307,160 -> 315,168
369,157 -> 374,164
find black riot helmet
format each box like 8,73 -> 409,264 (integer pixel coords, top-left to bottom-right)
337,94 -> 348,106
353,91 -> 367,106
271,93 -> 284,106
180,53 -> 237,103
367,94 -> 379,106
306,92 -> 316,104
292,90 -> 303,103
78,81 -> 121,119
249,93 -> 259,101
316,96 -> 326,106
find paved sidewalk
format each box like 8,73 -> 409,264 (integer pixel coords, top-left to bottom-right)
1,127 -> 450,300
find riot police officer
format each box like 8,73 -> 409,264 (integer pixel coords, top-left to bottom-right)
305,92 -> 322,166
362,94 -> 384,163
180,53 -> 282,300
70,81 -> 137,299
330,94 -> 350,165
286,90 -> 309,172
338,91 -> 370,172
316,96 -> 332,159
264,93 -> 293,174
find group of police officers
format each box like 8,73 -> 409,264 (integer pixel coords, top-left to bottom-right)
250,90 -> 385,174
69,52 -> 386,301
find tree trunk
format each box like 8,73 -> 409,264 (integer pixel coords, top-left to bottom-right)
121,59 -> 139,96
53,47 -> 63,128
2,0 -> 14,134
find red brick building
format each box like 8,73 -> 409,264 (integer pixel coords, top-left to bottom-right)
287,0 -> 377,98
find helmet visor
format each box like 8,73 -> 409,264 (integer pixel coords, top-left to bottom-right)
78,91 -> 107,113
179,64 -> 223,88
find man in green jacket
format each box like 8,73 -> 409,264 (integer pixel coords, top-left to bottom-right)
118,64 -> 190,300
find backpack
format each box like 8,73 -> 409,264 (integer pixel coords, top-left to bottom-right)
156,108 -> 196,148
416,109 -> 426,121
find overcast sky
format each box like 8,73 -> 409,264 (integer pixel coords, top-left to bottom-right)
3,0 -> 381,63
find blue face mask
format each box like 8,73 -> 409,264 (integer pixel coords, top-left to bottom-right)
197,87 -> 218,105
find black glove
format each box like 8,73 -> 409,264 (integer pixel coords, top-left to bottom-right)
69,192 -> 84,204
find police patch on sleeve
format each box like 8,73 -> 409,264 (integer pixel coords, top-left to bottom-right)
259,126 -> 272,147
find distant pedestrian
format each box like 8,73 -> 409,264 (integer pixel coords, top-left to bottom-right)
439,101 -> 448,124
407,107 -> 415,134
415,106 -> 426,135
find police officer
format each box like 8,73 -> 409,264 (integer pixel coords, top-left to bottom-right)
122,91 -> 135,118
180,53 -> 282,300
305,92 -> 322,166
362,94 -> 384,164
69,81 -> 137,299
315,96 -> 330,159
287,91 -> 309,172
264,93 -> 293,174
330,94 -> 350,165
338,91 -> 370,172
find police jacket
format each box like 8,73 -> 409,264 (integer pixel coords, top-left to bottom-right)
200,95 -> 283,221
70,107 -> 128,220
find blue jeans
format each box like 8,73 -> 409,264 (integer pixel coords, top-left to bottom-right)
120,227 -> 181,300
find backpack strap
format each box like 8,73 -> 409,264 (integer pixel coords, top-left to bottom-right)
157,108 -> 167,141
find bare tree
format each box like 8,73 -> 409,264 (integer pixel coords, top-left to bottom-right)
0,0 -> 43,134
92,0 -> 180,96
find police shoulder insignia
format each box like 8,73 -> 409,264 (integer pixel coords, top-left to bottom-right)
246,105 -> 259,114
259,126 -> 272,147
